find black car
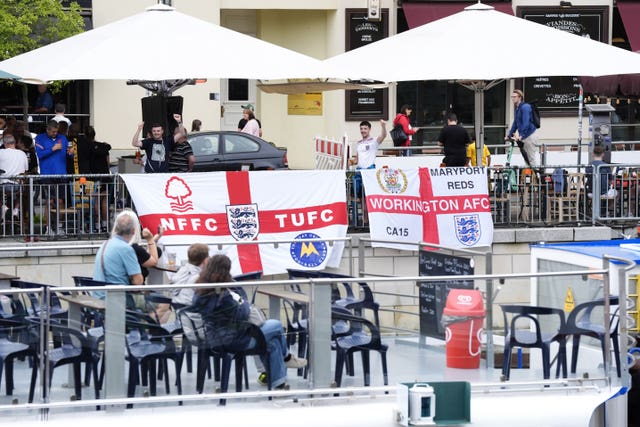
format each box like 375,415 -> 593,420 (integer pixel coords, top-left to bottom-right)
187,131 -> 288,172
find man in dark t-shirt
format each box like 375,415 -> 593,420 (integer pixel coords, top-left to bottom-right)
131,115 -> 179,173
437,113 -> 470,167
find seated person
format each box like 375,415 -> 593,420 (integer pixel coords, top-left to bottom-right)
191,254 -> 306,389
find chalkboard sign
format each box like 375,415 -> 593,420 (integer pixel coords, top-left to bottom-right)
518,6 -> 607,113
418,250 -> 474,340
344,9 -> 389,121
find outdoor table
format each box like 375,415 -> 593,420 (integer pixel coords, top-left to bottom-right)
256,286 -> 331,388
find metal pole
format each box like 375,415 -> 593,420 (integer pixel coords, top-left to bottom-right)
577,84 -> 584,165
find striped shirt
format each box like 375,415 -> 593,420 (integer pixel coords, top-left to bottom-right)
168,142 -> 194,172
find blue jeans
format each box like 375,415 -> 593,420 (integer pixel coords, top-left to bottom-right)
248,319 -> 288,388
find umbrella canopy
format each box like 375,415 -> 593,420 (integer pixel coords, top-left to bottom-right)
0,4 -> 326,82
0,69 -> 20,80
324,2 -> 640,82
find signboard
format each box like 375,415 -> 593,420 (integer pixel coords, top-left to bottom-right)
518,7 -> 608,114
418,250 -> 474,339
287,93 -> 322,115
345,9 -> 389,121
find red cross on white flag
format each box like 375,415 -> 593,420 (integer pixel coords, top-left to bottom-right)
121,170 -> 348,275
361,167 -> 493,250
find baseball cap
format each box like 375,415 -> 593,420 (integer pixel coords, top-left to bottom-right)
241,103 -> 255,111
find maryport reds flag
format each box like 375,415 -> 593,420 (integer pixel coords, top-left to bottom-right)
361,166 -> 493,250
121,170 -> 348,275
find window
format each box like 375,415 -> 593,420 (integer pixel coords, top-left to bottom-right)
224,134 -> 260,154
189,135 -> 219,156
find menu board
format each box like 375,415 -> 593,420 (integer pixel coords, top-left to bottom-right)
518,7 -> 608,113
345,9 -> 389,120
418,250 -> 474,340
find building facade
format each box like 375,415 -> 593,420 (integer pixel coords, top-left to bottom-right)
87,0 -> 638,168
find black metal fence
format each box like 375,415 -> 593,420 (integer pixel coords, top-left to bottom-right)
0,167 -> 638,241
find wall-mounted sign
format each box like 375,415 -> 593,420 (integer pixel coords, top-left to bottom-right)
345,9 -> 389,121
518,6 -> 608,114
287,93 -> 323,116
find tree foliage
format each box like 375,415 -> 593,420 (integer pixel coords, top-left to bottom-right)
0,0 -> 85,61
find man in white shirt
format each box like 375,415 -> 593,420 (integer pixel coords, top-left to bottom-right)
51,103 -> 72,127
0,134 -> 29,221
352,119 -> 387,170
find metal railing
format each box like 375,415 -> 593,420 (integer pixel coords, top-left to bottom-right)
0,166 -> 639,241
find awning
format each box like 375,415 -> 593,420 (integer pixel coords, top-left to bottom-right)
618,1 -> 640,52
402,2 -> 513,29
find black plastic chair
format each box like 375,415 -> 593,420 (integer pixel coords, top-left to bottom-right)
500,304 -> 567,381
125,317 -> 183,405
562,296 -> 621,377
28,319 -> 101,402
315,272 -> 380,327
331,307 -> 388,388
177,308 -> 270,405
0,318 -> 38,402
177,307 -> 217,394
10,280 -> 67,322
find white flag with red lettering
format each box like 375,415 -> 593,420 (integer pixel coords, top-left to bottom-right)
121,170 -> 348,275
361,166 -> 493,250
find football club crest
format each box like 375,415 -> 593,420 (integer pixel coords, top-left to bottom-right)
376,167 -> 408,194
226,204 -> 260,241
290,232 -> 328,268
454,214 -> 481,246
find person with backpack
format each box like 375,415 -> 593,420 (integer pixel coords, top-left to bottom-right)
505,89 -> 539,166
391,104 -> 418,156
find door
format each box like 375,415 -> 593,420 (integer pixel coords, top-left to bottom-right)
220,11 -> 258,131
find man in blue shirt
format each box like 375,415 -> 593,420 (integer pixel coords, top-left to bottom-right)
93,210 -> 143,299
33,84 -> 54,114
35,121 -> 70,175
506,89 -> 539,166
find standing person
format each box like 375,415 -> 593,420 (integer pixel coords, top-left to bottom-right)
506,89 -> 539,167
92,209 -> 143,300
33,85 -> 54,114
0,134 -> 29,221
12,121 -> 39,175
35,121 -> 71,234
131,115 -> 179,173
437,113 -> 470,167
192,254 -> 306,390
466,138 -> 491,167
51,103 -> 72,127
392,104 -> 418,156
349,120 -> 387,200
240,109 -> 261,137
585,145 -> 613,196
237,104 -> 262,137
191,119 -> 202,132
35,121 -> 70,175
168,124 -> 195,173
86,126 -> 112,232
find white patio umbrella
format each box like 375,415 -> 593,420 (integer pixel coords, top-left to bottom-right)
323,2 -> 640,163
0,4 -> 326,82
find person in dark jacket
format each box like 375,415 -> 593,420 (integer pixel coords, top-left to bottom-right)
192,254 -> 306,389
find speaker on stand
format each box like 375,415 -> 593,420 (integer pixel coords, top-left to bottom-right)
141,95 -> 184,139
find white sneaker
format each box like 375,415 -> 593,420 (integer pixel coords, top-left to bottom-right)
285,354 -> 307,369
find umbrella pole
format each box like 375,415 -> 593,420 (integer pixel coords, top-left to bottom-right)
474,86 -> 484,169
577,84 -> 583,165
21,83 -> 29,123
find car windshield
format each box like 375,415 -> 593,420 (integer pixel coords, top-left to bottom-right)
190,135 -> 219,156
224,134 -> 260,154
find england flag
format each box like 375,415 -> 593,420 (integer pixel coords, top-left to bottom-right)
121,170 -> 348,275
